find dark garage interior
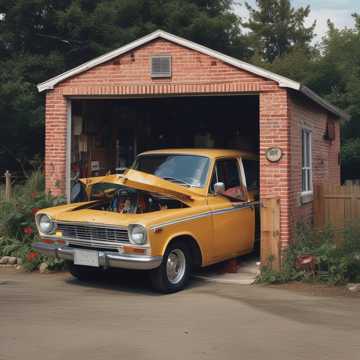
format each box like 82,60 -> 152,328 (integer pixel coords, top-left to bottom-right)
70,95 -> 259,179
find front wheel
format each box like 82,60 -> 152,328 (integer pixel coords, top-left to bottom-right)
149,242 -> 191,293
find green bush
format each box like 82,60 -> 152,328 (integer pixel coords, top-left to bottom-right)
257,222 -> 360,285
0,171 -> 65,271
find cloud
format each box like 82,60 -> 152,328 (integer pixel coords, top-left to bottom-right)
306,8 -> 355,40
294,0 -> 358,11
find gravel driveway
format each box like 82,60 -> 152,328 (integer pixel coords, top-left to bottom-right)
0,268 -> 359,360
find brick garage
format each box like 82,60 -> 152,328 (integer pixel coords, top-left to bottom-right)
38,30 -> 347,252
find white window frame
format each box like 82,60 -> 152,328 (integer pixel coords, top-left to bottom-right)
301,127 -> 313,196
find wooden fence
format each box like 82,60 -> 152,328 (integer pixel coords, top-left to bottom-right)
314,183 -> 360,230
0,171 -> 28,201
261,186 -> 360,269
3,170 -> 12,200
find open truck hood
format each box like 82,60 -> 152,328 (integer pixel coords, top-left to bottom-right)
80,169 -> 203,203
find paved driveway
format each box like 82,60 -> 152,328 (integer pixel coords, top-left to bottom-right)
0,269 -> 359,360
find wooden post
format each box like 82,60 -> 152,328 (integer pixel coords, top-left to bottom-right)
260,197 -> 281,271
4,170 -> 11,201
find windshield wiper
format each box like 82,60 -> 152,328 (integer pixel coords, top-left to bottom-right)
161,176 -> 191,187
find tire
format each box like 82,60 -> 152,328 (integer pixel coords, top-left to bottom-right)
68,263 -> 103,282
149,241 -> 191,293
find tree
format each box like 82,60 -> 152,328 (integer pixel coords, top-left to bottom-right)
314,16 -> 360,180
263,14 -> 360,181
243,0 -> 316,63
342,139 -> 360,181
0,0 -> 249,173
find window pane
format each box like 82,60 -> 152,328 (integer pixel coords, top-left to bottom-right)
302,130 -> 306,168
306,131 -> 311,167
209,169 -> 217,194
304,131 -> 308,167
302,169 -> 313,192
302,169 -> 307,192
307,169 -> 311,192
216,159 -> 240,190
133,154 -> 210,188
242,159 -> 259,190
301,129 -> 312,193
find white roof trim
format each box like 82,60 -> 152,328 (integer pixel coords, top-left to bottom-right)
299,85 -> 349,120
37,29 -> 348,119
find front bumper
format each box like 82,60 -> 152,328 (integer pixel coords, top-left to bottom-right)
33,242 -> 162,270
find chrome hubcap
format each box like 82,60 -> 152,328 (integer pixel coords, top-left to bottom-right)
166,249 -> 186,284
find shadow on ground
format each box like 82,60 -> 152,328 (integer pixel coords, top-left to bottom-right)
63,246 -> 261,294
64,267 -> 206,295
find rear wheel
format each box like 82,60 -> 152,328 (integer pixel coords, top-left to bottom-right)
68,263 -> 103,282
149,241 -> 191,293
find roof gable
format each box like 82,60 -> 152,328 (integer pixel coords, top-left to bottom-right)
37,30 -> 348,119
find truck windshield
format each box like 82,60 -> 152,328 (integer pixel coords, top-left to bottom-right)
132,154 -> 210,188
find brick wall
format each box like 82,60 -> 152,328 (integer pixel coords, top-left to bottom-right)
45,38 -> 278,195
58,38 -> 276,93
44,93 -> 68,197
260,90 -> 291,249
43,36 -> 340,250
289,94 -> 341,231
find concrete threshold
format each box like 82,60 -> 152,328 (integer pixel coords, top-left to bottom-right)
193,258 -> 260,285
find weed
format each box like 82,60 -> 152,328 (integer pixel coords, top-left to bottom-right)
257,222 -> 360,285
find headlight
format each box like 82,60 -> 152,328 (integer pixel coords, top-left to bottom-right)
129,224 -> 147,245
38,214 -> 56,234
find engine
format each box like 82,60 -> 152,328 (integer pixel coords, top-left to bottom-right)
92,187 -> 187,214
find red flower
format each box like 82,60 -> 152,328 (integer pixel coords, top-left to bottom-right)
26,251 -> 38,262
23,226 -> 33,235
31,192 -> 38,199
31,208 -> 40,215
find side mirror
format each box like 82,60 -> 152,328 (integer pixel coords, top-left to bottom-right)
115,167 -> 127,174
214,182 -> 225,195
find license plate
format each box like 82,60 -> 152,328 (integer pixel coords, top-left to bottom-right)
74,249 -> 99,267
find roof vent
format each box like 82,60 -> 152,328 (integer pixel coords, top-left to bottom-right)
151,55 -> 171,78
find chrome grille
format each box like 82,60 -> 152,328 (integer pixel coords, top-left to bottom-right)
57,223 -> 129,249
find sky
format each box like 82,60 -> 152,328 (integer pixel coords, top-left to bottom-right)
234,0 -> 359,40
0,2 -> 358,39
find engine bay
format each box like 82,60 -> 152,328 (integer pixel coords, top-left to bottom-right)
89,183 -> 187,214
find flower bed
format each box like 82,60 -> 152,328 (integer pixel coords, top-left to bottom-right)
257,223 -> 360,285
0,171 -> 65,271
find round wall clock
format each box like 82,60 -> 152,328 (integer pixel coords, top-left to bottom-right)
265,147 -> 283,162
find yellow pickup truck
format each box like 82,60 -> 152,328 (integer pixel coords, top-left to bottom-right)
34,149 -> 259,293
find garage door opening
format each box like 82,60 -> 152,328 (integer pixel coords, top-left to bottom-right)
68,95 -> 261,260
70,95 -> 259,177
